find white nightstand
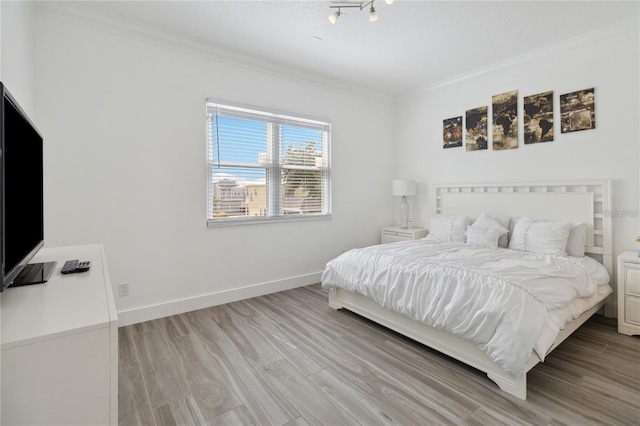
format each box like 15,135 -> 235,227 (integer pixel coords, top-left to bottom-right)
381,226 -> 428,244
617,251 -> 640,336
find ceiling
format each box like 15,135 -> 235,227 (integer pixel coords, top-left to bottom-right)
60,0 -> 639,96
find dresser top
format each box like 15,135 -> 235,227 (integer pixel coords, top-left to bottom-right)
1,244 -> 117,349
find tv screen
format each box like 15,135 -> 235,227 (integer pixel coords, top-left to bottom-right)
1,82 -> 52,292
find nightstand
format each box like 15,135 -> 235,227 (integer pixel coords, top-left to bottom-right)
381,226 -> 428,244
617,251 -> 640,336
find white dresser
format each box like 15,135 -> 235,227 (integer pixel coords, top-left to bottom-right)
617,251 -> 640,336
1,244 -> 118,425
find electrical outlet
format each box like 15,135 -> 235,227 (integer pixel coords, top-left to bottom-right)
118,283 -> 129,297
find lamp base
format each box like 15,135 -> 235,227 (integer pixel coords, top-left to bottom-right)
399,196 -> 409,229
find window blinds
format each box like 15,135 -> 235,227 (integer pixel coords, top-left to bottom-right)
206,100 -> 331,225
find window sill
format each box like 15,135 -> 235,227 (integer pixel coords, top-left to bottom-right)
207,213 -> 332,228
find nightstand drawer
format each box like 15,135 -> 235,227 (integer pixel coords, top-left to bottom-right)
625,296 -> 640,325
380,226 -> 428,244
618,251 -> 640,336
382,232 -> 411,243
382,230 -> 414,239
624,264 -> 640,296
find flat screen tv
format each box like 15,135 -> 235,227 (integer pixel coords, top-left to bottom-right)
0,82 -> 55,292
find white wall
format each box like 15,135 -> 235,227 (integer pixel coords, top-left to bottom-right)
1,1 -> 36,118
34,10 -> 395,324
395,20 -> 639,304
0,1 -> 2,79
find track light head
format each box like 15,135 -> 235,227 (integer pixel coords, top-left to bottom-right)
369,4 -> 377,22
328,9 -> 341,24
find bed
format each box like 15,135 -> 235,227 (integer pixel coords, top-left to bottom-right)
322,180 -> 613,400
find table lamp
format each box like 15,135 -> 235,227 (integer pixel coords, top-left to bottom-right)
392,179 -> 416,229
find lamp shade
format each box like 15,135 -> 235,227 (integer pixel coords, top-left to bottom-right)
392,179 -> 416,197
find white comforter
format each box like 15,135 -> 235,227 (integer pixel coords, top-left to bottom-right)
321,240 -> 611,376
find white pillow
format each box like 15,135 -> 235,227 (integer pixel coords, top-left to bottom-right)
566,223 -> 587,257
508,217 -> 530,251
495,217 -> 511,248
425,215 -> 470,243
508,217 -> 520,244
470,213 -> 510,248
509,217 -> 572,256
465,227 -> 502,250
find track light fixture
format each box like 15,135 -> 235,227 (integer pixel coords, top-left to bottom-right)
328,0 -> 392,24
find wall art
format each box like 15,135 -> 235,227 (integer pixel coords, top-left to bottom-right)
443,116 -> 463,149
492,91 -> 518,150
560,88 -> 595,133
465,106 -> 488,151
524,90 -> 554,144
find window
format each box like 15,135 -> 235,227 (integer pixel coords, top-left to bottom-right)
206,100 -> 331,226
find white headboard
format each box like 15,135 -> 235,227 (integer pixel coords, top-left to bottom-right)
434,180 -> 612,275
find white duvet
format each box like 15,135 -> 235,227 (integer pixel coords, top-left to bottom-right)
321,240 -> 611,376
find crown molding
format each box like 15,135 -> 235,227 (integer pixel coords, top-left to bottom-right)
398,17 -> 639,100
34,2 -> 393,103
32,3 -> 638,103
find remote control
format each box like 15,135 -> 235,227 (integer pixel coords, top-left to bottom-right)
75,260 -> 91,273
61,259 -> 79,274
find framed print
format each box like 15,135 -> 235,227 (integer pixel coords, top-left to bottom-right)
492,91 -> 518,150
524,90 -> 554,144
443,116 -> 462,149
560,88 -> 595,133
466,106 -> 488,151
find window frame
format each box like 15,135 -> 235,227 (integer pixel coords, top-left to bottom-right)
206,99 -> 332,227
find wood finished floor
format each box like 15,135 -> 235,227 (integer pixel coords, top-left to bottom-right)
119,284 -> 640,426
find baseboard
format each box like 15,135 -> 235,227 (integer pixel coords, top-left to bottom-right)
117,272 -> 323,326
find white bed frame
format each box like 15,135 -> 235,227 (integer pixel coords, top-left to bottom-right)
328,180 -> 612,400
